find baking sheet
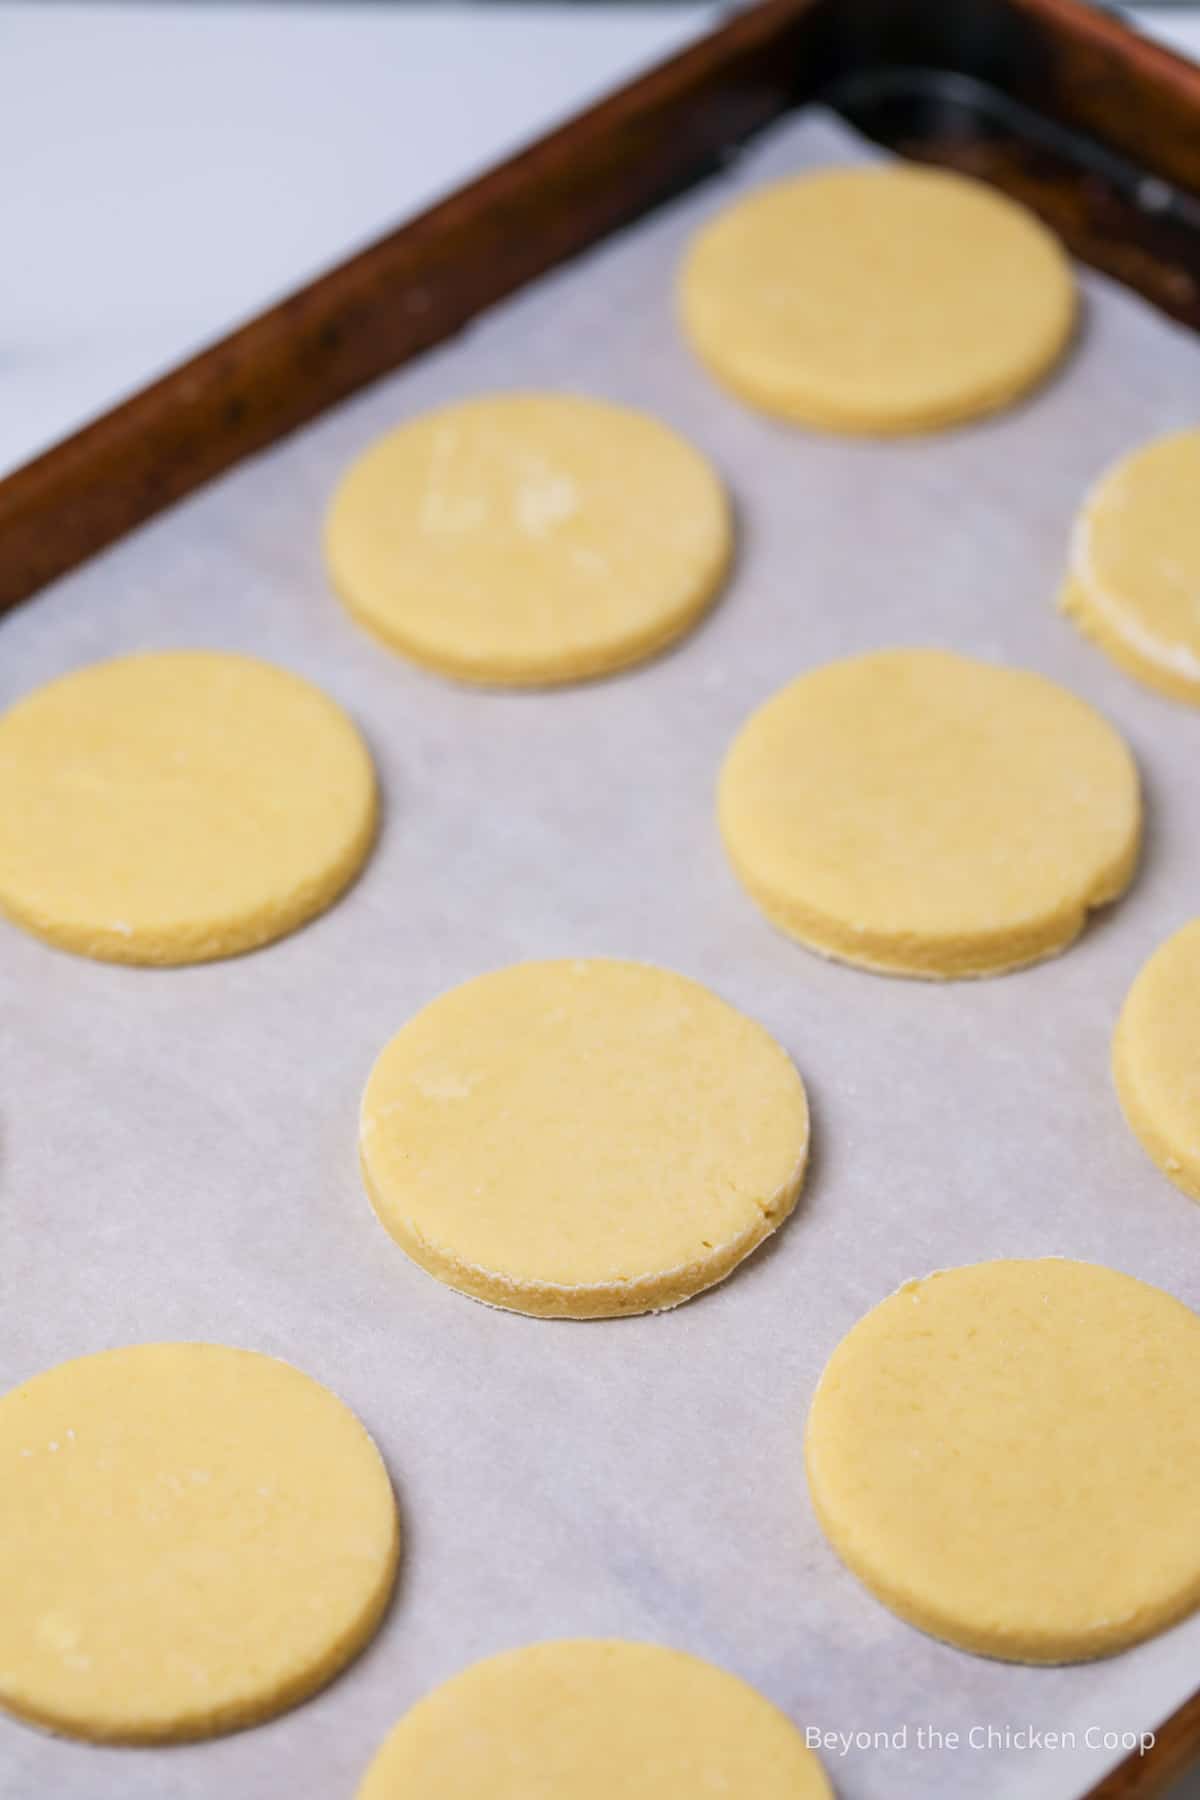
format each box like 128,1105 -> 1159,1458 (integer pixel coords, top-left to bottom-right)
3,108 -> 1200,1800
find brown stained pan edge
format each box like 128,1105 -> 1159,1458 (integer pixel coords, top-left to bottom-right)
890,133 -> 1200,332
1089,1686 -> 1200,1799
1010,0 -> 1200,190
0,0 -> 829,616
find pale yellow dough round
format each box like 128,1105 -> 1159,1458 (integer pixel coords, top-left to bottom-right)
806,1260 -> 1200,1664
0,650 -> 377,965
679,165 -> 1075,433
1061,429 -> 1200,704
1114,920 -> 1200,1201
324,392 -> 732,685
0,1343 -> 399,1743
360,958 -> 809,1318
718,649 -> 1140,978
356,1640 -> 832,1799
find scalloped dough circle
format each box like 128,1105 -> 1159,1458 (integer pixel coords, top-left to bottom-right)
324,393 -> 732,685
0,1344 -> 399,1743
0,651 -> 377,965
1114,919 -> 1200,1201
806,1259 -> 1200,1663
359,959 -> 809,1318
1061,429 -> 1200,704
356,1640 -> 833,1799
717,648 -> 1140,978
679,164 -> 1076,432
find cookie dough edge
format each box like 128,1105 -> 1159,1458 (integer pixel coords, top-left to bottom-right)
1059,576 -> 1200,707
323,431 -> 735,688
677,222 -> 1077,437
803,1269 -> 1200,1663
1113,963 -> 1200,1204
355,1639 -> 835,1800
805,1418 -> 1192,1664
359,1119 -> 809,1320
716,786 -> 1141,981
0,1365 -> 402,1745
0,703 -> 379,967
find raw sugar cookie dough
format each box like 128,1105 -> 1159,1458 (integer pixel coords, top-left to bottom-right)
356,1640 -> 833,1799
324,392 -> 732,684
1115,920 -> 1200,1201
359,958 -> 809,1318
0,1343 -> 399,1742
679,165 -> 1075,433
718,648 -> 1140,978
0,651 -> 377,965
806,1259 -> 1200,1663
1061,429 -> 1200,704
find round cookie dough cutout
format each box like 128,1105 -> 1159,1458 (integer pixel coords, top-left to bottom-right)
357,1640 -> 832,1799
359,958 -> 809,1318
679,165 -> 1075,433
324,392 -> 732,685
1114,920 -> 1200,1201
806,1259 -> 1200,1664
0,650 -> 377,965
717,648 -> 1140,978
0,1343 -> 399,1743
1061,429 -> 1200,704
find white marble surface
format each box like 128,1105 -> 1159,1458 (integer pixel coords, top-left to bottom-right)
1,6 -> 1200,1797
0,2 -> 719,475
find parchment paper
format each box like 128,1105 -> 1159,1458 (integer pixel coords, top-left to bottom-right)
3,110 -> 1200,1800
